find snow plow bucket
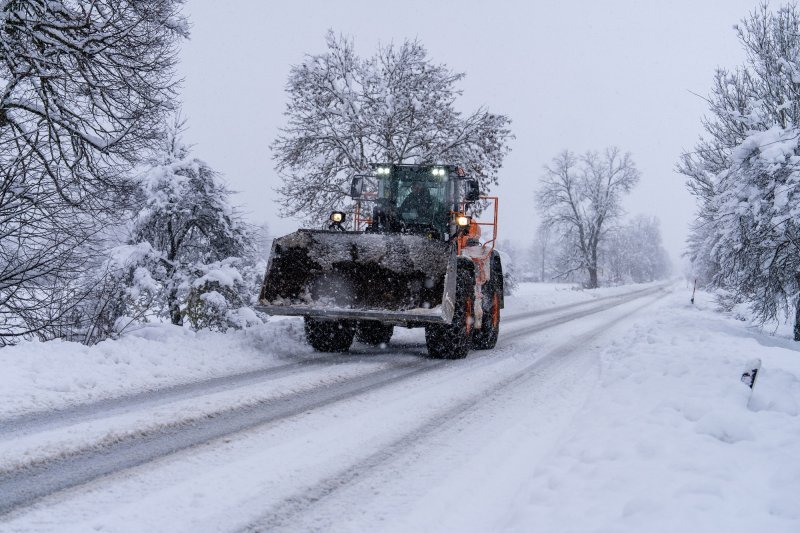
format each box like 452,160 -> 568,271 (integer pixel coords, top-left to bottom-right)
256,230 -> 457,324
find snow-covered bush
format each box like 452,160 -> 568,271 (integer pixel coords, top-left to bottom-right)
183,259 -> 261,332
494,249 -> 518,296
57,243 -> 163,344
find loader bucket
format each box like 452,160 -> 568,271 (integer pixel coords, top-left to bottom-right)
256,230 -> 457,324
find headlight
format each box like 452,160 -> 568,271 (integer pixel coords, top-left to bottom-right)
431,167 -> 445,177
376,166 -> 390,175
330,211 -> 345,223
456,215 -> 471,226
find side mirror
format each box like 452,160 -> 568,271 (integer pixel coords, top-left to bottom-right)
350,176 -> 364,198
465,179 -> 480,202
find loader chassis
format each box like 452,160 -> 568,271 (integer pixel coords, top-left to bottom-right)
256,164 -> 503,359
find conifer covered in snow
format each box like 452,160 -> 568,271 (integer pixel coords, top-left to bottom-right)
129,119 -> 255,329
680,3 -> 800,339
272,31 -> 513,221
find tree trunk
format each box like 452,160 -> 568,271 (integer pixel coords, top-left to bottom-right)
168,288 -> 182,326
795,273 -> 800,341
540,254 -> 546,282
794,301 -> 800,342
588,267 -> 598,289
587,241 -> 599,289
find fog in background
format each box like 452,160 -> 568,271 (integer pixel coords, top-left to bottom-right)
178,0 -> 758,264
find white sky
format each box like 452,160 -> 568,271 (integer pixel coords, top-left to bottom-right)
178,0 -> 759,264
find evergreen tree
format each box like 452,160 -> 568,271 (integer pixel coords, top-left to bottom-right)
131,119 -> 253,327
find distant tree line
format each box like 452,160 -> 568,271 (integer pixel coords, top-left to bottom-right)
503,214 -> 671,287
681,3 -> 800,340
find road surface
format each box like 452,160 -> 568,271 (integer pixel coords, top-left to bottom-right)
0,284 -> 670,532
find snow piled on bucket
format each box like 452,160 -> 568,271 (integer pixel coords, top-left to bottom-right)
282,230 -> 449,276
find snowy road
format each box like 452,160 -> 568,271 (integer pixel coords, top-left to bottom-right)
0,283 -> 669,532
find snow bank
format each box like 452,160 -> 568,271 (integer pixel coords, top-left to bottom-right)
0,321 -> 309,419
504,287 -> 800,533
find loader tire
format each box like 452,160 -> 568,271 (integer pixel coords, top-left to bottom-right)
473,264 -> 502,350
425,266 -> 474,359
304,318 -> 354,352
355,321 -> 394,346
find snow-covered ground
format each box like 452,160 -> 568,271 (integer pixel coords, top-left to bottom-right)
0,281 -> 654,420
1,281 -> 799,532
504,286 -> 800,532
0,319 -> 307,420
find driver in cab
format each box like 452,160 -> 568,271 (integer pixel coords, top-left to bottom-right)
399,180 -> 435,221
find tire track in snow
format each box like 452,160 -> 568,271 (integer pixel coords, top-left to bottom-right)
0,284 -> 668,517
0,350 -> 421,440
499,284 -> 667,343
0,359 -> 445,516
244,291 -> 668,531
0,284 -> 665,440
502,283 -> 666,324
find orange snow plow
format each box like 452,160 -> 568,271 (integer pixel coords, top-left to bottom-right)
257,164 -> 503,358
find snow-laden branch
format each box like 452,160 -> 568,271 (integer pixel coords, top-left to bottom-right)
271,32 -> 513,221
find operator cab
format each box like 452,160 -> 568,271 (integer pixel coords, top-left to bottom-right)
351,164 -> 479,240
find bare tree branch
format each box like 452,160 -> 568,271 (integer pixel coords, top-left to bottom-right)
536,148 -> 640,288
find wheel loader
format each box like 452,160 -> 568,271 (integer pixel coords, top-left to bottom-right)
256,164 -> 503,359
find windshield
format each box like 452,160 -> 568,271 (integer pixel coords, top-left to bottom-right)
382,168 -> 447,233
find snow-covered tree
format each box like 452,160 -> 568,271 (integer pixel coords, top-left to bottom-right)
272,31 -> 513,221
680,3 -> 800,339
0,0 -> 187,344
537,148 -> 640,288
528,224 -> 555,282
131,119 -> 253,327
602,216 -> 671,284
253,222 -> 273,259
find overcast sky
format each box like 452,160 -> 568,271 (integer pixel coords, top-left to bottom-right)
178,0 -> 760,264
